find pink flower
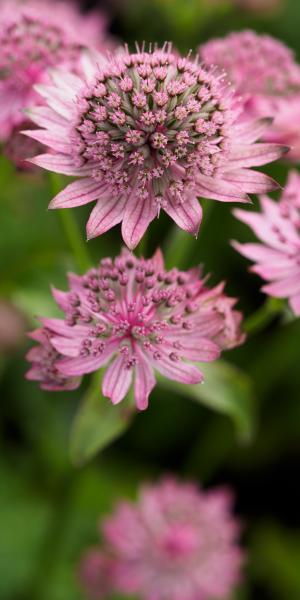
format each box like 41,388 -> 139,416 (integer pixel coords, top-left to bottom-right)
199,30 -> 300,160
27,46 -> 285,249
0,0 -> 112,141
80,478 -> 244,600
233,170 -> 300,316
26,249 -> 245,410
26,327 -> 81,391
3,122 -> 44,170
79,549 -> 114,600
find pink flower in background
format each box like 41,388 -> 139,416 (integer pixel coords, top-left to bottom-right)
26,327 -> 81,391
27,46 -> 285,249
80,478 -> 244,600
199,30 -> 300,160
3,122 -> 44,170
26,249 -> 244,409
233,171 -> 300,316
79,549 -> 114,600
0,0 -> 112,141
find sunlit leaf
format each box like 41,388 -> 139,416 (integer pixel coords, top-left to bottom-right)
158,360 -> 255,442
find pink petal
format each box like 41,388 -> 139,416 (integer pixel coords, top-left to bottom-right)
134,350 -> 156,410
22,129 -> 72,154
197,174 -> 249,203
251,261 -> 298,280
234,117 -> 273,144
262,274 -> 300,297
29,153 -> 95,176
165,338 -> 221,362
224,169 -> 278,194
39,317 -> 89,338
233,210 -> 287,250
227,143 -> 288,168
34,84 -> 74,118
87,195 -> 127,240
164,193 -> 202,233
26,106 -> 66,131
152,353 -> 204,384
49,178 -> 102,209
122,193 -> 157,250
231,241 -> 285,263
51,335 -> 82,357
151,248 -> 164,271
49,69 -> 83,95
102,354 -> 133,404
51,287 -> 69,310
57,343 -> 117,376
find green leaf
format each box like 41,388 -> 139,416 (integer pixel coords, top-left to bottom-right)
158,360 -> 255,442
70,375 -> 133,466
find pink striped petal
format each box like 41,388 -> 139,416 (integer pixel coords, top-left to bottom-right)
87,195 -> 126,240
57,343 -> 117,376
102,355 -> 133,404
134,350 -> 156,410
152,354 -> 204,385
22,128 -> 72,153
262,274 -> 300,297
164,193 -> 202,233
25,106 -> 66,131
39,317 -> 88,338
122,194 -> 157,250
49,178 -> 102,209
51,287 -> 70,310
231,241 -> 285,263
51,335 -> 82,357
227,143 -> 288,168
234,117 -> 273,144
29,153 -> 95,176
224,169 -> 278,194
197,174 -> 249,203
165,338 -> 221,362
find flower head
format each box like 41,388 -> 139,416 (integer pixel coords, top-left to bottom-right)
80,478 -> 244,600
26,249 -> 244,409
199,30 -> 300,159
233,170 -> 300,316
0,0 -> 112,140
27,45 -> 285,248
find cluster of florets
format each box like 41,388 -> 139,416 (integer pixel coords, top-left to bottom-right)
26,249 -> 244,409
199,30 -> 300,159
79,478 -> 244,600
72,47 -> 235,207
0,0 -> 111,140
233,170 -> 300,316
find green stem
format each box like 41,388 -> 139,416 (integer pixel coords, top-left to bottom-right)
47,172 -> 91,272
244,297 -> 285,335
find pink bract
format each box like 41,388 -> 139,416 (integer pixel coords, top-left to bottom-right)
27,45 -> 285,248
80,478 -> 244,600
199,30 -> 300,160
26,249 -> 245,409
0,0 -> 112,141
233,170 -> 300,316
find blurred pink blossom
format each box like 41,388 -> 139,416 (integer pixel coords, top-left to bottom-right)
26,248 -> 245,409
80,477 -> 244,600
233,170 -> 300,316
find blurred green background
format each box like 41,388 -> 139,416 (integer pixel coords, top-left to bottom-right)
1,0 -> 300,599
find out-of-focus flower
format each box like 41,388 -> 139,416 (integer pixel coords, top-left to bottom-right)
0,0 -> 112,142
233,170 -> 300,316
80,477 -> 244,600
26,327 -> 81,391
27,46 -> 285,249
3,122 -> 44,170
26,248 -> 245,409
237,0 -> 283,13
199,30 -> 300,160
79,549 -> 114,600
0,299 -> 26,352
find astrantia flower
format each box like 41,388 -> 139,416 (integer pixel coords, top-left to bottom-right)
26,249 -> 244,409
233,171 -> 300,316
0,0 -> 111,141
199,30 -> 300,159
80,478 -> 244,600
27,46 -> 285,249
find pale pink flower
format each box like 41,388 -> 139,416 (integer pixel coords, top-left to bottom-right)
81,478 -> 244,600
233,170 -> 300,316
26,249 -> 244,409
26,327 -> 81,391
199,30 -> 300,160
0,0 -> 112,141
26,46 -> 285,249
